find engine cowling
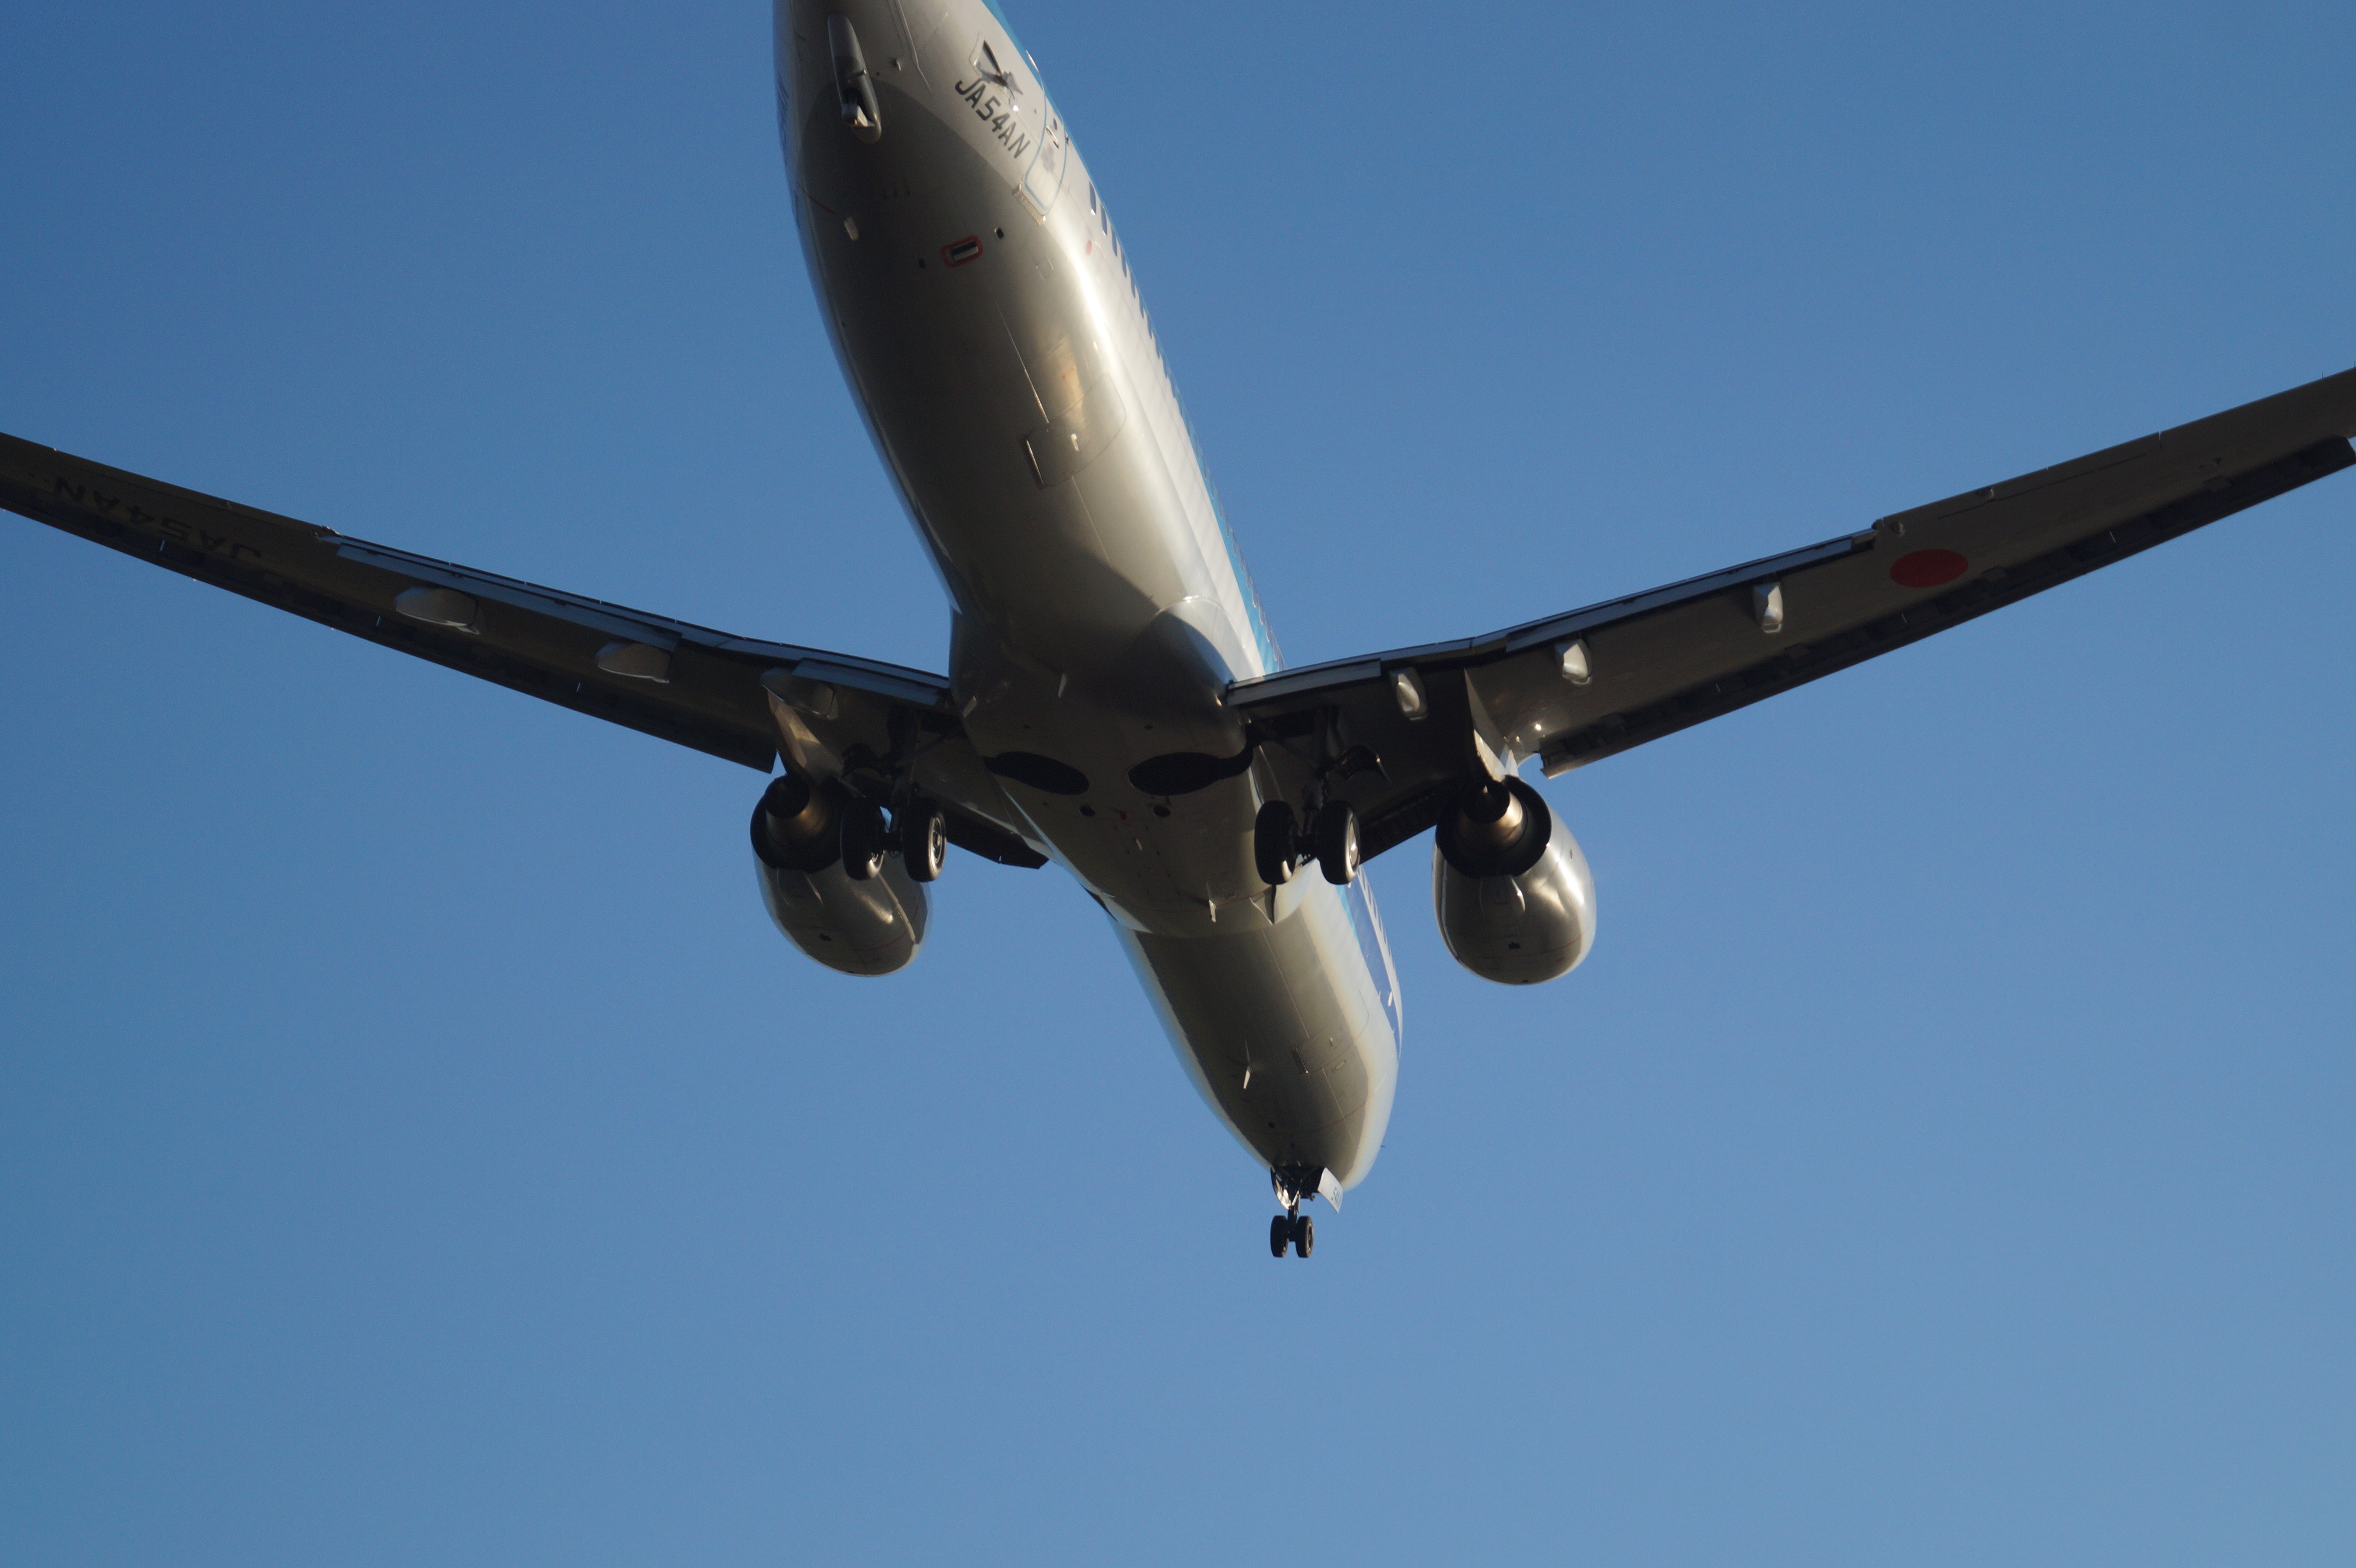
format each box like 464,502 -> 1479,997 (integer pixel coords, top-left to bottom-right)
1431,778 -> 1596,985
750,773 -> 928,977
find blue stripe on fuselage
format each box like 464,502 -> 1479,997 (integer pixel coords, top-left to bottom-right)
1345,872 -> 1403,1048
1165,385 -> 1280,673
1205,480 -> 1280,674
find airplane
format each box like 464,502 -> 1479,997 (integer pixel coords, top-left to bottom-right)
4,0 -> 2352,1259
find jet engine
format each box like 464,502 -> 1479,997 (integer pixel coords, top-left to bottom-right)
750,773 -> 928,977
1431,778 -> 1596,985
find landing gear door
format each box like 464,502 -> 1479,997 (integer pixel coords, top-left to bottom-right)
1019,112 -> 1067,218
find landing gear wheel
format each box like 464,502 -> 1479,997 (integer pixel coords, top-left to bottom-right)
840,797 -> 888,881
1290,1213 -> 1314,1258
1253,801 -> 1299,888
1313,801 -> 1360,885
899,800 -> 947,882
1269,1214 -> 1292,1257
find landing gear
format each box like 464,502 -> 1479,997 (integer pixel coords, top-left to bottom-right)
1267,1164 -> 1324,1258
840,797 -> 888,880
839,793 -> 948,883
1312,800 -> 1359,885
1253,800 -> 1298,887
1263,1205 -> 1319,1262
899,799 -> 947,882
1267,1209 -> 1317,1258
1257,799 -> 1361,889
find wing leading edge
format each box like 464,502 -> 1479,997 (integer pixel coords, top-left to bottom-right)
1230,367 -> 2356,862
0,433 -> 1045,867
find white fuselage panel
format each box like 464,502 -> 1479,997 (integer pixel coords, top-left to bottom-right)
778,0 -> 1398,1188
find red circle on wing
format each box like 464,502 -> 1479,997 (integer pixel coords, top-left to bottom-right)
1890,548 -> 1969,588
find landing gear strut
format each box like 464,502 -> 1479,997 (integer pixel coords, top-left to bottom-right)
1267,1165 -> 1322,1258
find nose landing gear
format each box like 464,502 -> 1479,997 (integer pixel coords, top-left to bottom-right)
1268,1209 -> 1316,1258
1267,1165 -> 1324,1258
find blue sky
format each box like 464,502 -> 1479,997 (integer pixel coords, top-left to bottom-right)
4,1 -> 2353,1562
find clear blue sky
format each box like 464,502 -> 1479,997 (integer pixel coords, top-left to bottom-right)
5,2 -> 2353,1562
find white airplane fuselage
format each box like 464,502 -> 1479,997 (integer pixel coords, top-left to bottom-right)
777,0 -> 1401,1196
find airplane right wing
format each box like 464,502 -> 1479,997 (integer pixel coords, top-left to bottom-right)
1229,366 -> 2356,861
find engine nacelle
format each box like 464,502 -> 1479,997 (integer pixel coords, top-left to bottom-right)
750,774 -> 928,977
1431,778 -> 1596,985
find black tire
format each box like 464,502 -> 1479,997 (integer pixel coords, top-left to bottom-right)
1291,1213 -> 1314,1258
1253,801 -> 1298,888
899,800 -> 947,882
840,797 -> 888,881
1313,801 -> 1361,885
1269,1214 -> 1292,1257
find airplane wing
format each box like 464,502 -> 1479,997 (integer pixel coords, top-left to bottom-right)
1229,366 -> 2356,862
0,432 -> 1046,867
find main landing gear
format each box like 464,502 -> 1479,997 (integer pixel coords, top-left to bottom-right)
1253,799 -> 1360,888
1267,1165 -> 1321,1258
899,799 -> 947,881
841,795 -> 948,883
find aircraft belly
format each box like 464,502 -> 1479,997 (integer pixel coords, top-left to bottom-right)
789,38 -> 1273,926
783,1 -> 1404,1199
1119,882 -> 1400,1191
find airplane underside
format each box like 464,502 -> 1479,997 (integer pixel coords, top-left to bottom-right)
3,0 -> 2349,1258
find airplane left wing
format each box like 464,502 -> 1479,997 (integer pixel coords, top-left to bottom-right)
0,432 -> 1046,867
1230,366 -> 2356,862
